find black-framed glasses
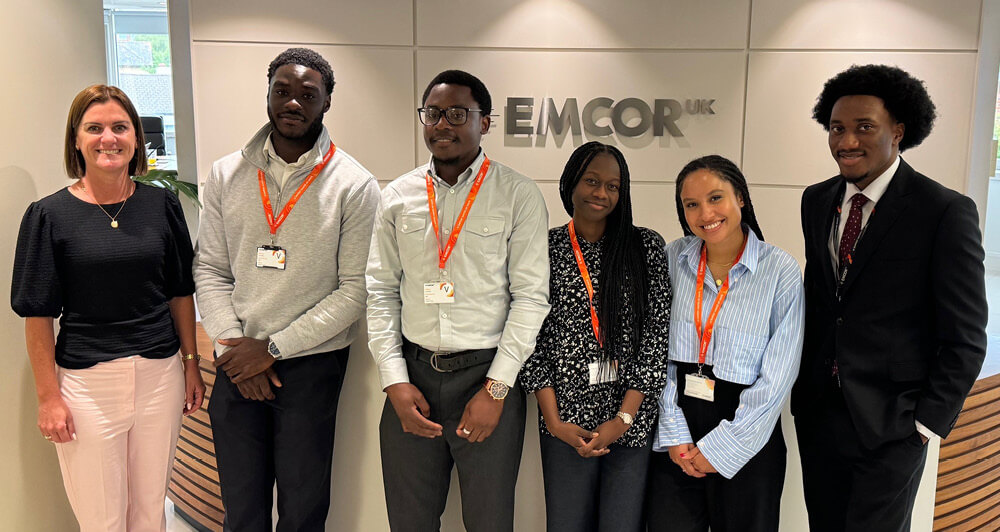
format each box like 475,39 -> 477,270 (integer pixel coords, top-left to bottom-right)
417,106 -> 482,126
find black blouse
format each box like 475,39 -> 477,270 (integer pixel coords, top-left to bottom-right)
11,183 -> 195,369
520,224 -> 671,447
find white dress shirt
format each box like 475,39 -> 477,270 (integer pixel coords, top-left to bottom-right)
366,150 -> 551,389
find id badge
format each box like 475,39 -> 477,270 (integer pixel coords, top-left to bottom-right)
684,373 -> 715,402
588,360 -> 619,385
424,281 -> 455,304
256,245 -> 286,270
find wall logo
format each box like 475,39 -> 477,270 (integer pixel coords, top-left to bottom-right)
504,97 -> 716,140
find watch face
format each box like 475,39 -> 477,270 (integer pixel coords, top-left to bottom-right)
487,380 -> 509,400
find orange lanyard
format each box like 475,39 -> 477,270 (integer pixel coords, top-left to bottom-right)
258,142 -> 335,238
694,236 -> 747,367
567,220 -> 601,347
425,156 -> 490,270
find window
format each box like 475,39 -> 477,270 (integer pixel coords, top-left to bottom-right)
103,4 -> 175,155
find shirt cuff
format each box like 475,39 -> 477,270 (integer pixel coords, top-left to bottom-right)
378,357 -> 410,390
652,410 -> 694,451
697,425 -> 755,480
915,420 -> 939,441
486,351 -> 523,387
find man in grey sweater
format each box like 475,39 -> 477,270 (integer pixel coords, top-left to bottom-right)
194,48 -> 380,532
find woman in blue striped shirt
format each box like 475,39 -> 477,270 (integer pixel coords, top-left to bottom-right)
646,155 -> 804,532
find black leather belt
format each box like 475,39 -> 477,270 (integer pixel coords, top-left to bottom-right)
402,338 -> 496,373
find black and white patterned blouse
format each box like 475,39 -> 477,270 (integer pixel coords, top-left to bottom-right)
519,224 -> 671,447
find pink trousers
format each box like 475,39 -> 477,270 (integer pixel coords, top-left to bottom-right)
55,355 -> 184,532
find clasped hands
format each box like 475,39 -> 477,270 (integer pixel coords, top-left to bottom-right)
214,337 -> 282,401
385,382 -> 504,443
668,443 -> 717,477
550,417 -> 629,458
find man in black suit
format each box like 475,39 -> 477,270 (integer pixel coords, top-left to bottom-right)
792,64 -> 988,532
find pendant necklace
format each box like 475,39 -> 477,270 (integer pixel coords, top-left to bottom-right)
81,179 -> 133,228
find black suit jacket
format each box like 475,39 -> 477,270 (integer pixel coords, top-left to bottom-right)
791,158 -> 987,449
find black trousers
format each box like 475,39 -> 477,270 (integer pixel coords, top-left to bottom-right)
795,387 -> 928,532
380,352 -> 526,532
208,347 -> 349,532
646,363 -> 786,532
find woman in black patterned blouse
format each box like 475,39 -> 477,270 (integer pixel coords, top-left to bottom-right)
519,141 -> 671,532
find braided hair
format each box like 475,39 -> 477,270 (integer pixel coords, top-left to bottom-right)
558,141 -> 649,366
674,155 -> 765,242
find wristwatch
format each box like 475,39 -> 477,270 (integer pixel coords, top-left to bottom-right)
267,339 -> 282,360
484,379 -> 510,400
616,411 -> 634,426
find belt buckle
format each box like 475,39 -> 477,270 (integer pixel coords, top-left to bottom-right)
430,352 -> 451,373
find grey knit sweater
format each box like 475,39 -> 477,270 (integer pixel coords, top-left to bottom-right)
194,124 -> 380,359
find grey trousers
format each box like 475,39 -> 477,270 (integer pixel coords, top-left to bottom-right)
380,354 -> 526,532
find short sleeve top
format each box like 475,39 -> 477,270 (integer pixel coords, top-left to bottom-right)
11,182 -> 195,368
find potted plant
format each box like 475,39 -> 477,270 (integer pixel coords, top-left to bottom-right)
135,169 -> 200,207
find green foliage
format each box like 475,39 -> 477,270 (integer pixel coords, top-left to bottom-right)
130,34 -> 171,74
134,170 -> 200,208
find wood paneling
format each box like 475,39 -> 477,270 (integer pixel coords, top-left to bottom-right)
934,373 -> 1000,532
167,324 -> 224,532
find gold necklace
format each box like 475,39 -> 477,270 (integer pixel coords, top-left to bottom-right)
80,179 -> 133,228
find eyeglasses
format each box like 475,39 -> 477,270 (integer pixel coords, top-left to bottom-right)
417,106 -> 482,126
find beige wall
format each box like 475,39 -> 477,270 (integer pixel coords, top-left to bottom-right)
180,1 -> 983,531
0,0 -> 106,529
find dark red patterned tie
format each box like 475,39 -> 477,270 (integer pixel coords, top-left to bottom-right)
838,193 -> 869,271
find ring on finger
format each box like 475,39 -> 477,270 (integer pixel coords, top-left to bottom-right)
462,428 -> 472,435
43,435 -> 53,441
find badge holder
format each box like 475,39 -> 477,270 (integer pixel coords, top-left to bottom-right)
684,364 -> 715,402
424,280 -> 455,304
588,359 -> 619,385
256,245 -> 286,270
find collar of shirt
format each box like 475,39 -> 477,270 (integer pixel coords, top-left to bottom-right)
678,228 -> 762,280
829,155 -> 900,265
426,148 -> 485,188
841,154 -> 899,208
262,126 -> 330,191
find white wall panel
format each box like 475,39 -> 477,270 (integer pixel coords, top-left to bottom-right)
190,43 -> 415,185
0,0 -> 105,529
743,52 -> 977,191
750,0 -> 982,50
190,0 -> 412,45
416,50 -> 746,184
748,185 -> 807,266
415,0 -> 749,49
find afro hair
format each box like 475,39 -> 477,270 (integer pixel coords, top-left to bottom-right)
812,64 -> 936,152
267,47 -> 335,96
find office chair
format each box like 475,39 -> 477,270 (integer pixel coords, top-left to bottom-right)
140,116 -> 166,155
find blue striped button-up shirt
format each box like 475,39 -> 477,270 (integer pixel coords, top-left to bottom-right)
653,232 -> 804,479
